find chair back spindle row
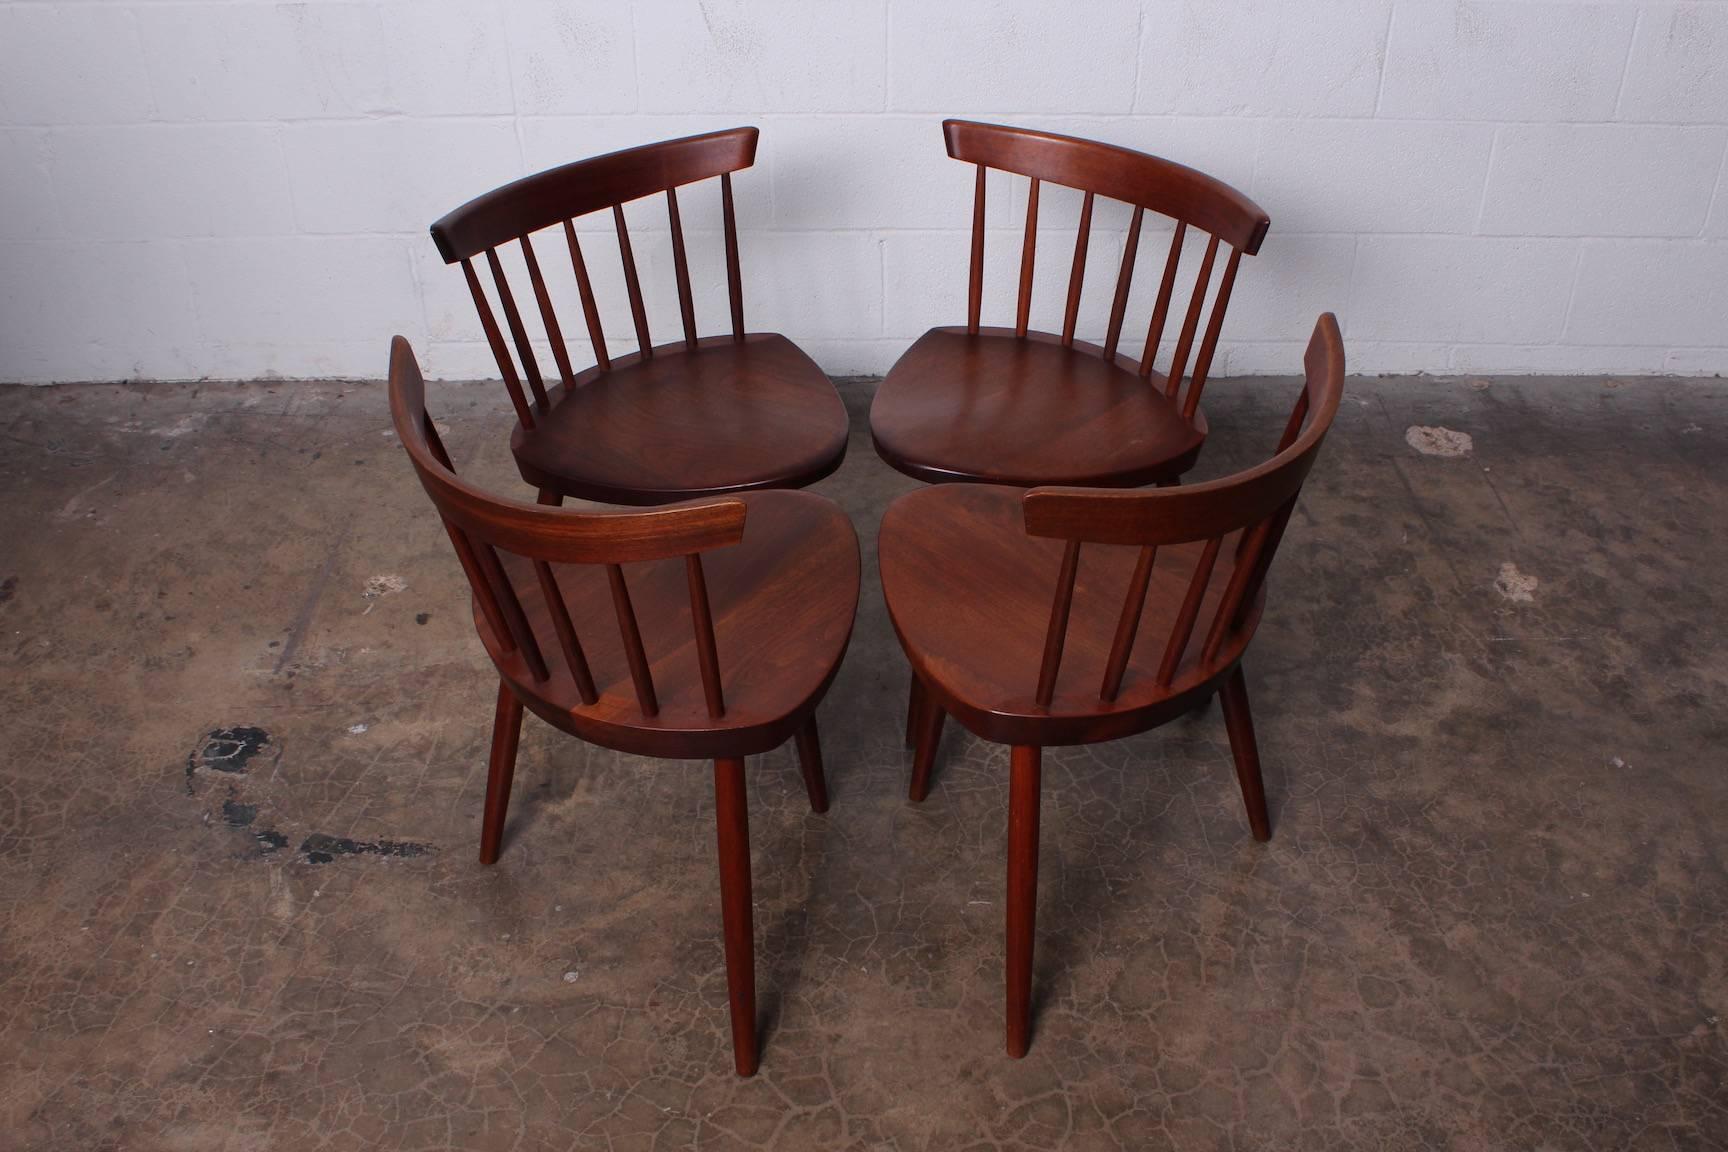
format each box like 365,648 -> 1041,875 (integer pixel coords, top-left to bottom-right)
1019,313 -> 1344,708
947,120 -> 1269,425
389,337 -> 742,723
431,128 -> 761,430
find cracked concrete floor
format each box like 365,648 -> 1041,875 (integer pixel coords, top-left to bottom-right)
1,373 -> 1725,1151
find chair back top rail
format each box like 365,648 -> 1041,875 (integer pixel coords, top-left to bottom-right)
944,120 -> 1269,252
431,127 -> 759,263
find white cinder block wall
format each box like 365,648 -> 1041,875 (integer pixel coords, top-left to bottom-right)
2,0 -> 1727,382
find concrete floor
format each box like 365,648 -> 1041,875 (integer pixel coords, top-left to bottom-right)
1,372 -> 1725,1151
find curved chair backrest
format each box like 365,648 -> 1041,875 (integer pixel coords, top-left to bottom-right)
389,335 -> 747,720
429,127 -> 760,431
1018,313 -> 1344,706
944,119 -> 1272,422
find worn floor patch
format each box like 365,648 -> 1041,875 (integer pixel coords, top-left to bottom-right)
1495,561 -> 1539,602
1405,424 -> 1474,457
299,833 -> 432,864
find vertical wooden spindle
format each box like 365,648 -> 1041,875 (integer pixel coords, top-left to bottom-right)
687,554 -> 724,719
1100,544 -> 1157,703
519,233 -> 575,390
607,563 -> 657,716
1016,178 -> 1040,338
533,559 -> 598,704
1061,191 -> 1094,348
461,258 -> 534,428
1182,246 -> 1241,421
477,544 -> 549,683
1138,222 -> 1187,379
614,204 -> 652,359
1156,536 -> 1222,687
563,220 -> 611,371
667,187 -> 698,351
1165,234 -> 1218,403
721,173 -> 745,341
486,247 -> 549,409
968,163 -> 986,334
1034,539 -> 1081,707
1103,206 -> 1143,362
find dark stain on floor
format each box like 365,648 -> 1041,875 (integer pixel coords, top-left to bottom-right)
1,375 -> 1724,1149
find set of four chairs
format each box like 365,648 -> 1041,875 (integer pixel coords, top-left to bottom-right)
388,120 -> 1346,1076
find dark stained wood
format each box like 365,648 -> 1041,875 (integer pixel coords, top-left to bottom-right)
794,717 -> 829,814
1005,744 -> 1040,1058
666,187 -> 698,350
905,673 -> 926,750
721,172 -> 744,341
871,328 -> 1206,489
511,334 -> 848,505
1218,666 -> 1271,841
479,680 -> 523,866
432,128 -> 847,504
878,315 -> 1344,1056
713,756 -> 757,1077
389,336 -> 861,1076
872,121 -> 1269,489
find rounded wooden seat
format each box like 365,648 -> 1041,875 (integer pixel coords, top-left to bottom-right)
871,327 -> 1207,488
879,483 -> 1254,746
480,488 -> 860,758
512,334 -> 847,504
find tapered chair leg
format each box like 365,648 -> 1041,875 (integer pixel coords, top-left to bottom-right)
1006,745 -> 1042,1058
479,679 -> 524,865
794,716 -> 829,814
1219,666 -> 1271,842
905,673 -> 926,749
713,757 -> 758,1076
908,688 -> 946,802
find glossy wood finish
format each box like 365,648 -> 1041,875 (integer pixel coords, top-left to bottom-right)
390,337 -> 860,1076
878,315 -> 1344,1056
872,120 -> 1269,489
431,128 -> 848,505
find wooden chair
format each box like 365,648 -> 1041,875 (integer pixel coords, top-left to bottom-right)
387,337 -> 860,1076
878,314 -> 1344,1058
871,120 -> 1270,488
431,127 -> 848,506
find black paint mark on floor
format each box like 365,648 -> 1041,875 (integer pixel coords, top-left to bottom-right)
0,576 -> 15,604
187,726 -> 273,791
222,798 -> 258,826
254,829 -> 288,854
415,612 -> 430,625
299,833 -> 432,865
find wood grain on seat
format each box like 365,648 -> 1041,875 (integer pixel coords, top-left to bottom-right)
871,328 -> 1206,489
512,334 -> 848,505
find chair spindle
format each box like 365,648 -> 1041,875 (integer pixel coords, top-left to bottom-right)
1139,222 -> 1187,378
1016,178 -> 1039,338
461,257 -> 535,428
1156,535 -> 1221,687
1061,191 -> 1094,348
562,221 -> 611,371
1100,544 -> 1157,702
607,563 -> 658,716
519,233 -> 575,390
486,247 -> 549,409
968,164 -> 986,334
1034,539 -> 1082,707
687,554 -> 725,719
614,205 -> 652,359
1182,246 -> 1241,421
667,187 -> 699,351
534,559 -> 598,704
721,173 -> 745,341
1103,206 -> 1144,361
1165,235 -> 1218,403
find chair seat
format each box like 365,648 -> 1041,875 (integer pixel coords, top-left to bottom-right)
870,327 -> 1207,488
878,484 -> 1259,746
511,333 -> 849,505
476,489 -> 861,759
